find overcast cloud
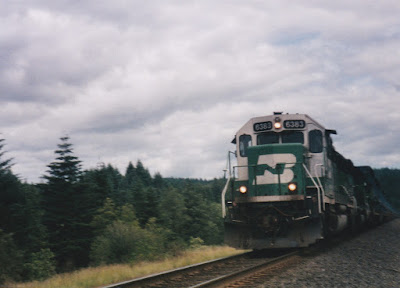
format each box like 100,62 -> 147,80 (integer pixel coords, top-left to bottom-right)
1,1 -> 399,183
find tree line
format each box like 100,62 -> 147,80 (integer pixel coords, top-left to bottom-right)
0,136 -> 225,284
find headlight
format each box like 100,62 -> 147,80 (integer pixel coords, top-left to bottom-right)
274,117 -> 282,129
288,183 -> 297,192
239,185 -> 248,194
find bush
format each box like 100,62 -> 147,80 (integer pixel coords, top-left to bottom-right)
189,237 -> 204,249
90,221 -> 140,265
90,220 -> 170,265
23,248 -> 56,281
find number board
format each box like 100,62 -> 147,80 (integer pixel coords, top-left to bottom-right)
283,120 -> 306,129
253,121 -> 272,132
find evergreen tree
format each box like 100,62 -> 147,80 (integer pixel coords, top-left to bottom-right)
135,160 -> 152,186
153,172 -> 164,189
11,184 -> 48,253
0,229 -> 23,283
143,186 -> 159,221
90,198 -> 118,236
0,139 -> 26,282
0,137 -> 24,237
179,182 -> 224,245
43,136 -> 82,183
116,162 -> 137,205
158,188 -> 189,241
130,180 -> 147,225
81,165 -> 118,207
0,138 -> 13,174
211,178 -> 224,203
104,164 -> 123,203
0,171 -> 22,233
41,136 -> 86,270
123,162 -> 136,187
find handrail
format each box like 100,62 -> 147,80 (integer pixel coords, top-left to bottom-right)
222,151 -> 235,218
303,164 -> 322,214
314,164 -> 325,211
221,176 -> 231,218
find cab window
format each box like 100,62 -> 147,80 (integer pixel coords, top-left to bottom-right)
282,131 -> 304,144
257,132 -> 279,145
257,131 -> 304,145
309,130 -> 323,153
239,134 -> 252,157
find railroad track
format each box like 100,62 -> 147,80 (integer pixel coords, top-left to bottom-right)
190,250 -> 299,288
101,250 -> 299,288
101,225 -> 382,288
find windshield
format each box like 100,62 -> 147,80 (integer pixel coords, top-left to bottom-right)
257,131 -> 304,145
257,132 -> 279,144
282,131 -> 304,143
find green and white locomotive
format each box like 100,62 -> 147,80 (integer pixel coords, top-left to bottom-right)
222,112 -> 388,249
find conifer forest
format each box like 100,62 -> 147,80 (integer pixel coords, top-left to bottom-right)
0,136 -> 225,283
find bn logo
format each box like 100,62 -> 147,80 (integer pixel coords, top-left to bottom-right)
253,154 -> 296,185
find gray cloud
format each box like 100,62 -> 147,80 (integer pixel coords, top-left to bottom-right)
1,1 -> 399,182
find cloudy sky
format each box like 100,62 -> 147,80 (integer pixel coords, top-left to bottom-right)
1,1 -> 399,183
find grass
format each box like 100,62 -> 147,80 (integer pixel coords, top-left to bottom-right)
7,246 -> 247,288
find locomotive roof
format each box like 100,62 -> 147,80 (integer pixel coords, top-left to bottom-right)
232,113 -> 336,143
250,113 -> 324,128
240,113 -> 328,131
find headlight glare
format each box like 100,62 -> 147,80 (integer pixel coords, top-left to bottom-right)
239,185 -> 248,194
288,183 -> 297,192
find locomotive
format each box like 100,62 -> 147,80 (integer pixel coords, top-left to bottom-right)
222,112 -> 392,249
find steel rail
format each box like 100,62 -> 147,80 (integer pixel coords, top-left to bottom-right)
101,252 -> 251,288
188,251 -> 299,288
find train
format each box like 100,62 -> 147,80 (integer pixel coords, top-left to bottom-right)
221,112 -> 395,249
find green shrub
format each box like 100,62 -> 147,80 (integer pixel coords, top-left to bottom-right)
23,248 -> 56,281
189,237 -> 204,248
90,219 -> 171,265
90,221 -> 140,265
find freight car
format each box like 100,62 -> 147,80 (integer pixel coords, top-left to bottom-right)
222,112 -> 393,249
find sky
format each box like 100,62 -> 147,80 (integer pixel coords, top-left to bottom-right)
1,1 -> 400,183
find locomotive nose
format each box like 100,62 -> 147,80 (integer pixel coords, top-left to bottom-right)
246,143 -> 305,196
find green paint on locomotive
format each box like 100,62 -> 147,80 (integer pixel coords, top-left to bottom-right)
235,143 -> 307,197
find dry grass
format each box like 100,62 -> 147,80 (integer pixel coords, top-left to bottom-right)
7,246 -> 247,288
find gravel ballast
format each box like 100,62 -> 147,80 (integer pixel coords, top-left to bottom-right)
258,219 -> 400,287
